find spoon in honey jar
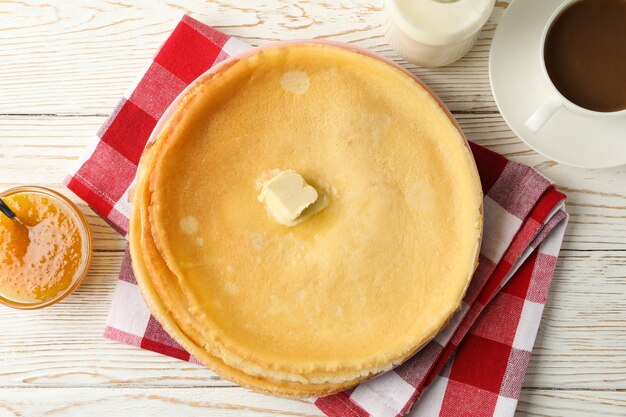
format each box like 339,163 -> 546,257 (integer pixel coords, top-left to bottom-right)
0,197 -> 26,226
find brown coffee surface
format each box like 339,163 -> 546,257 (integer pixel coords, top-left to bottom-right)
544,0 -> 626,112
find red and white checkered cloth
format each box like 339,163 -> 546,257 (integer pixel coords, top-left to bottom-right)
64,15 -> 569,417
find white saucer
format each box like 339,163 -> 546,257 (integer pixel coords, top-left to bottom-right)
489,0 -> 626,169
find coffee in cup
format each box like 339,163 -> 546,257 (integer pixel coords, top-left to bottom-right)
526,0 -> 626,132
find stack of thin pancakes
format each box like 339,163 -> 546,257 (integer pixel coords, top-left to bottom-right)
130,43 -> 483,397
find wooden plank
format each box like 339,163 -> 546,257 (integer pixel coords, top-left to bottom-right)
0,0 -> 508,115
526,251 -> 626,388
0,251 -> 624,390
1,115 -> 624,251
0,387 -> 623,417
516,390 -> 626,417
0,387 -> 323,417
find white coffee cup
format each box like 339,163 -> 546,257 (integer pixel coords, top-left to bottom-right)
525,0 -> 626,133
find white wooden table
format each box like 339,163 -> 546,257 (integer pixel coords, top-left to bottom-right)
1,1 -> 625,416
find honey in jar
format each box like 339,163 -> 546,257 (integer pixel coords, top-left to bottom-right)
0,187 -> 92,309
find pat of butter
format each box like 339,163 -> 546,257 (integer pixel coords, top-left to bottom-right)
258,170 -> 318,227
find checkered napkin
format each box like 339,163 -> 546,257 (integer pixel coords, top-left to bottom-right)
64,15 -> 569,417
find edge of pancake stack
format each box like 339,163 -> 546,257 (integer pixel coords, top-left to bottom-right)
129,43 -> 483,397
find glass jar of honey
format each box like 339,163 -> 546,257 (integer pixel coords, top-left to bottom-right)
0,186 -> 92,309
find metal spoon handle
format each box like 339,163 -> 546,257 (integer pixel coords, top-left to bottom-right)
0,197 -> 16,219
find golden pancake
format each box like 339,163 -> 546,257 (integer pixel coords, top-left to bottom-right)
131,43 -> 482,391
130,143 -> 364,396
135,120 -> 375,389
